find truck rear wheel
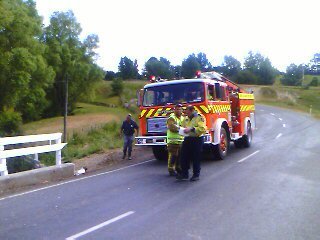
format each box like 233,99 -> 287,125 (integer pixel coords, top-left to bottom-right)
152,146 -> 168,161
214,127 -> 229,160
234,139 -> 243,148
233,122 -> 252,148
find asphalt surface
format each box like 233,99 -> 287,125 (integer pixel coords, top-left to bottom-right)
1,105 -> 320,240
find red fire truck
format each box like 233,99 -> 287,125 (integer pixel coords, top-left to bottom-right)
136,71 -> 255,161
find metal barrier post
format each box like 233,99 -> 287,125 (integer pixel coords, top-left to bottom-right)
55,137 -> 62,165
0,145 -> 8,176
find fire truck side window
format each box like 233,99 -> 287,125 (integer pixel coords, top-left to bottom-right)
214,83 -> 227,101
221,86 -> 227,101
207,85 -> 214,101
214,83 -> 221,100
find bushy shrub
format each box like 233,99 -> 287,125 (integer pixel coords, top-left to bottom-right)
234,70 -> 259,84
259,87 -> 277,98
0,110 -> 22,136
111,78 -> 124,96
309,77 -> 319,87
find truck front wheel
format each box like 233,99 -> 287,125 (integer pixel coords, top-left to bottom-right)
214,127 -> 229,160
152,146 -> 168,161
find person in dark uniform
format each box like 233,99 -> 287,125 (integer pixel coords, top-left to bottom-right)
120,114 -> 139,160
177,105 -> 206,181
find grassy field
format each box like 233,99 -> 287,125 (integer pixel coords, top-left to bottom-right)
23,77 -> 319,165
242,83 -> 320,118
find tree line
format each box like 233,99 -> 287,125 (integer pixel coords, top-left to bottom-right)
0,0 -> 104,135
107,52 -> 320,88
106,52 -> 278,85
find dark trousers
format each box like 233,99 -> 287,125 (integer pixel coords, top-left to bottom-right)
123,135 -> 134,157
181,136 -> 204,178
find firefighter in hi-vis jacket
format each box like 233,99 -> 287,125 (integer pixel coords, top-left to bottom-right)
166,104 -> 184,176
177,105 -> 207,182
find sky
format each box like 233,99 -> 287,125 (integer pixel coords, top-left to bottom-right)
35,0 -> 320,72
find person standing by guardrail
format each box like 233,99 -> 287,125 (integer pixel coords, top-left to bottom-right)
166,104 -> 184,176
120,114 -> 139,160
177,105 -> 206,181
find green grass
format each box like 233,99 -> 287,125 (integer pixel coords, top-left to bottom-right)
302,75 -> 319,85
63,121 -> 122,161
39,121 -> 123,165
253,85 -> 320,118
275,74 -> 319,86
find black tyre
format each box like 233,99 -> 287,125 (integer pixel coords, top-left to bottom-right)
243,122 -> 252,148
152,146 -> 168,161
234,139 -> 243,148
214,127 -> 229,160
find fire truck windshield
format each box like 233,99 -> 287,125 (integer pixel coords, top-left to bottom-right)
143,82 -> 205,106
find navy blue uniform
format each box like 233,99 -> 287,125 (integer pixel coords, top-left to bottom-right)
121,120 -> 138,158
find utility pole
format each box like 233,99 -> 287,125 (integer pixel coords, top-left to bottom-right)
63,74 -> 68,143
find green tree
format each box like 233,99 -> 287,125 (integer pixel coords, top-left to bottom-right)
105,71 -> 116,81
234,70 -> 258,84
220,55 -> 242,78
118,57 -> 139,80
244,51 -> 277,85
0,0 -> 55,122
196,52 -> 212,71
144,57 -> 174,79
42,11 -> 103,115
309,53 -> 320,74
281,64 -> 303,86
173,65 -> 182,79
181,54 -> 201,79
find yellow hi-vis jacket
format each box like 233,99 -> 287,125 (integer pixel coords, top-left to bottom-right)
166,113 -> 184,144
182,112 -> 207,137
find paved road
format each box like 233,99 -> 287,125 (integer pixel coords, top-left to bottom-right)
1,105 -> 320,240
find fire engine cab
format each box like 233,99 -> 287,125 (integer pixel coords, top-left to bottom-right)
136,71 -> 255,161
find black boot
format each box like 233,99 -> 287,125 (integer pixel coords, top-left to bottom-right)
190,175 -> 200,182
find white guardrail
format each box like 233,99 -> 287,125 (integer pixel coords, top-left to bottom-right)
0,133 -> 67,176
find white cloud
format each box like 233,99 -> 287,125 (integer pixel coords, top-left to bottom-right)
36,0 -> 320,72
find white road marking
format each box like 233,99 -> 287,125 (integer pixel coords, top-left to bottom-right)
237,150 -> 260,163
270,113 -> 275,116
282,124 -> 286,128
278,118 -> 283,121
66,211 -> 135,240
260,109 -> 265,112
0,159 -> 156,201
276,133 -> 282,139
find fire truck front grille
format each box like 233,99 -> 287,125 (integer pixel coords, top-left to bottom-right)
147,117 -> 168,133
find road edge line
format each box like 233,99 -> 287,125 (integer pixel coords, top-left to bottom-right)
0,159 -> 156,201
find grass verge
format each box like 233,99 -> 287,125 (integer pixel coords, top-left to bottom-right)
246,85 -> 320,118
